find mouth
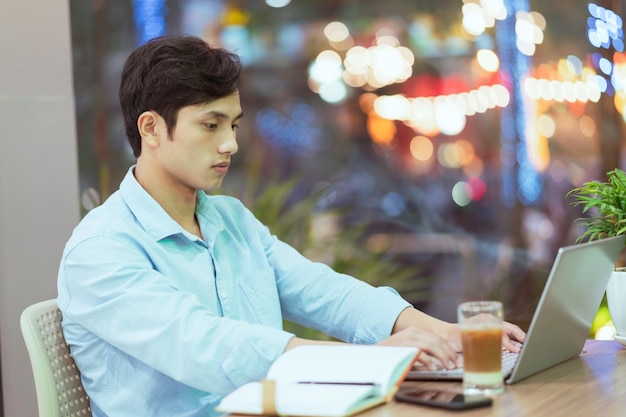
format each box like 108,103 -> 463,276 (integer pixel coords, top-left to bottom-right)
212,161 -> 230,175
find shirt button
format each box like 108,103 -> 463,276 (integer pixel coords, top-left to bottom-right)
220,291 -> 228,298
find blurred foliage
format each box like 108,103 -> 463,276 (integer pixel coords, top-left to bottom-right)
590,298 -> 611,338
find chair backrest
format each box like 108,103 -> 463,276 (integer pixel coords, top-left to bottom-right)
20,299 -> 91,417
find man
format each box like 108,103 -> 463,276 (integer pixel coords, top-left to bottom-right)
57,35 -> 525,417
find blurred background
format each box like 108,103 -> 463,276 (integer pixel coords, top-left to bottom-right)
68,0 -> 626,335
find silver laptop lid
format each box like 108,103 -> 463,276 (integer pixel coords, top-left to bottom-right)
506,235 -> 624,383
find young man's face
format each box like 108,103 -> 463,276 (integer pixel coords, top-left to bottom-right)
157,92 -> 243,193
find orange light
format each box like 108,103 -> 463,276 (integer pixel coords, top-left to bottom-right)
367,114 -> 396,145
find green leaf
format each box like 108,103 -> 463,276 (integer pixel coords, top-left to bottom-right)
569,168 -> 626,242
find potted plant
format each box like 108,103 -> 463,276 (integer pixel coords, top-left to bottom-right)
567,168 -> 626,343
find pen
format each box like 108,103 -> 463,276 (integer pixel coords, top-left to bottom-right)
297,381 -> 376,385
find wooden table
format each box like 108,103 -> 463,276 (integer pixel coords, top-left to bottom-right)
363,340 -> 626,417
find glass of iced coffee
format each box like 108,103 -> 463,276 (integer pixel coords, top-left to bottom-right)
458,301 -> 504,396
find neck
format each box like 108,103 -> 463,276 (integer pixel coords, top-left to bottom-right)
133,161 -> 202,238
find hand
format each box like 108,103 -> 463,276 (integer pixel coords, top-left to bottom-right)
442,321 -> 526,353
376,327 -> 460,370
446,318 -> 526,353
502,321 -> 526,352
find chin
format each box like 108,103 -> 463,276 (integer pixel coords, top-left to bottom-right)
200,181 -> 223,193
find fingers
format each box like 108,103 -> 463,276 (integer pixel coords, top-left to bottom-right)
415,352 -> 462,370
420,342 -> 459,370
416,330 -> 459,369
502,322 -> 527,352
379,328 -> 460,370
412,353 -> 440,371
378,321 -> 526,368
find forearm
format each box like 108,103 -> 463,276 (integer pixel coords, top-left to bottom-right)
391,306 -> 525,353
392,306 -> 458,342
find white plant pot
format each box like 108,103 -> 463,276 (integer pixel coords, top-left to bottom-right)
607,267 -> 626,339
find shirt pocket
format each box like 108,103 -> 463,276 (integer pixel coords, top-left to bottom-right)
237,268 -> 282,327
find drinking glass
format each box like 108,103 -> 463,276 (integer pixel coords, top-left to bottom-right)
458,301 -> 504,396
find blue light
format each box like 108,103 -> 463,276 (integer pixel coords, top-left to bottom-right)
381,192 -> 406,217
596,75 -> 608,92
567,55 -> 584,76
587,2 -> 623,51
588,3 -> 624,99
497,0 -> 542,207
599,57 -> 613,75
254,99 -> 321,156
132,0 -> 167,46
500,143 -> 516,167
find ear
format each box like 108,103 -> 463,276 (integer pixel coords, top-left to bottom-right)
137,111 -> 161,149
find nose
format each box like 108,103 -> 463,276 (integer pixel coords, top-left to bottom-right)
219,131 -> 238,155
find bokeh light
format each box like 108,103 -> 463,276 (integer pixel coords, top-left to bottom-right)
409,136 -> 434,162
587,2 -> 624,51
476,48 -> 500,72
324,21 -> 350,43
452,181 -> 472,207
265,0 -> 291,8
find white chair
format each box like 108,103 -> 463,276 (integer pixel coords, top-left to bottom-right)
20,299 -> 91,417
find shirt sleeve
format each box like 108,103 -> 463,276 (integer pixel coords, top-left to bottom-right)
245,210 -> 412,344
58,235 -> 294,395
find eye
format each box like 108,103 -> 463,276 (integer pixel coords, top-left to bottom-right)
204,123 -> 218,130
232,124 -> 240,131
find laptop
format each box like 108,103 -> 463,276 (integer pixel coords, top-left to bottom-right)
407,235 -> 625,384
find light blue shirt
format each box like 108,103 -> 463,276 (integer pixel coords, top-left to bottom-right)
57,167 -> 411,417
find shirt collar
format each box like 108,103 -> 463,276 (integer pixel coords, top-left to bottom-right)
119,166 -> 223,242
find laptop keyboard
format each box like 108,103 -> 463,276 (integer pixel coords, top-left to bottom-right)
407,349 -> 520,380
502,349 -> 519,376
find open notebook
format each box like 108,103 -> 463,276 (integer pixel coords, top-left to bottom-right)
407,235 -> 624,384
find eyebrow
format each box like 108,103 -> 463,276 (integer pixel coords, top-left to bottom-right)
203,110 -> 244,121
